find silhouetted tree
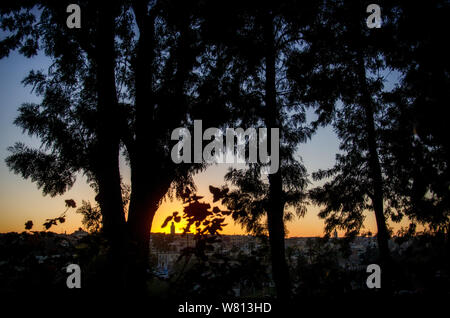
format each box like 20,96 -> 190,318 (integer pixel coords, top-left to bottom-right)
381,0 -> 450,232
4,0 -> 447,300
2,0 -> 235,292
203,0 -> 320,299
118,0 -> 239,290
2,0 -> 132,290
287,0 -> 398,289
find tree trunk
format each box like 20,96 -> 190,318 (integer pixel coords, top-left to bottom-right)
263,12 -> 291,300
127,1 -> 178,292
126,184 -> 158,292
122,1 -> 158,293
126,1 -> 197,292
356,53 -> 392,290
127,167 -> 173,292
94,1 -> 127,291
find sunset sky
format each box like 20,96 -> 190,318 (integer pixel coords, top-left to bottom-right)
0,50 -> 406,237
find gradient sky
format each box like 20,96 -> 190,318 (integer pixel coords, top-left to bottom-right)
0,50 -> 404,237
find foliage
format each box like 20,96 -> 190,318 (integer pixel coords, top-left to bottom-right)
380,1 -> 450,231
42,199 -> 76,230
163,189 -> 229,236
24,220 -> 33,231
292,238 -> 350,296
1,0 -> 450,300
159,189 -> 269,298
169,244 -> 270,299
76,182 -> 130,233
283,0 -> 390,239
209,162 -> 309,236
76,201 -> 102,234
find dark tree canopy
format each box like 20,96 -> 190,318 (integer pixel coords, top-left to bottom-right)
1,0 -> 449,299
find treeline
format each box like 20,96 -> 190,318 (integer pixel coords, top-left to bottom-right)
1,0 -> 448,298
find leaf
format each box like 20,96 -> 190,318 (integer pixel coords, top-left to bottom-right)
24,220 -> 33,230
191,195 -> 204,201
180,188 -> 191,200
209,185 -> 229,202
65,199 -> 76,208
174,216 -> 181,223
209,186 -> 222,202
43,219 -> 57,230
161,216 -> 173,228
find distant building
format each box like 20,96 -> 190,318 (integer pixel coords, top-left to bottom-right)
333,229 -> 338,239
170,221 -> 175,235
71,228 -> 88,239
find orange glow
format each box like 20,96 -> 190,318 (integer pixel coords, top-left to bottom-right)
0,163 -> 420,237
